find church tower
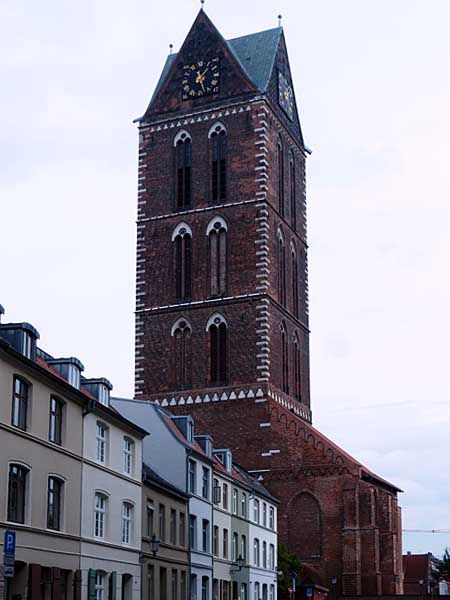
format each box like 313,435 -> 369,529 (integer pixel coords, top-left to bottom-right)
135,10 -> 403,596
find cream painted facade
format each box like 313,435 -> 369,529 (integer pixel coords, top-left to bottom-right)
0,320 -> 146,600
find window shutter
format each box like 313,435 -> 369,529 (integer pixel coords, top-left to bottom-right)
88,569 -> 96,600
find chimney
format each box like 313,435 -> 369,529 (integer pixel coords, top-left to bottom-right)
47,357 -> 84,390
82,378 -> 113,406
0,322 -> 40,361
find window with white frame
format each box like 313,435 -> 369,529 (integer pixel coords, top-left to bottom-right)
96,423 -> 106,463
94,493 -> 106,538
232,532 -> 238,561
254,582 -> 260,600
222,483 -> 228,511
241,584 -> 247,600
95,573 -> 105,600
68,365 -> 80,389
202,467 -> 210,500
241,492 -> 247,518
123,437 -> 133,475
241,535 -> 247,561
269,544 -> 275,570
122,502 -> 132,544
253,538 -> 260,567
263,502 -> 267,527
270,585 -> 275,600
262,541 -> 267,568
253,499 -> 260,524
232,489 -> 238,514
98,385 -> 109,406
269,506 -> 275,530
188,460 -> 196,494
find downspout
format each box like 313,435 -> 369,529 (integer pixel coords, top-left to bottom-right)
186,448 -> 193,600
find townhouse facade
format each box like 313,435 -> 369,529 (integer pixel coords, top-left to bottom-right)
142,463 -> 190,600
212,453 -> 278,600
111,398 -> 278,600
111,400 -> 215,600
0,311 -> 146,600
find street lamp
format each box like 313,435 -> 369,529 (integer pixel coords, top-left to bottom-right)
419,579 -> 424,599
150,534 -> 161,558
232,555 -> 245,572
331,576 -> 337,600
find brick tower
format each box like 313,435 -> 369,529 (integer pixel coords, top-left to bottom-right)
135,10 -> 403,596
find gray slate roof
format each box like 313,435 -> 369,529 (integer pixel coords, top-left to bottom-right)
148,27 -> 282,107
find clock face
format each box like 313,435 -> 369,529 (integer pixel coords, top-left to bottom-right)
278,71 -> 294,121
182,58 -> 220,100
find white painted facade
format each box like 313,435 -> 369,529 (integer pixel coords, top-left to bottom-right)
111,399 -> 215,600
81,406 -> 144,600
248,496 -> 277,600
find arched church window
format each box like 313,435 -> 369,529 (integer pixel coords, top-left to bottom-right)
171,318 -> 192,389
278,139 -> 284,217
291,243 -> 299,318
288,493 -> 322,559
277,230 -> 286,307
174,130 -> 192,209
206,313 -> 227,385
209,123 -> 227,203
172,223 -> 192,301
207,217 -> 228,296
289,151 -> 296,228
281,322 -> 289,394
293,332 -> 301,401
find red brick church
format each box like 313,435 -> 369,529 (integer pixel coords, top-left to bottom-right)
133,9 -> 403,596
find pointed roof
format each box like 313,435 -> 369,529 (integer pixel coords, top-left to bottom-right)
146,14 -> 283,110
227,27 -> 283,92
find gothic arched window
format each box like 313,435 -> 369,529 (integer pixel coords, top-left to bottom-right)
174,130 -> 192,209
172,223 -> 192,301
293,333 -> 301,401
207,217 -> 227,297
289,151 -> 296,228
171,318 -> 192,389
209,123 -> 227,203
278,139 -> 284,217
291,243 -> 299,318
206,313 -> 227,385
277,230 -> 286,306
281,322 -> 289,394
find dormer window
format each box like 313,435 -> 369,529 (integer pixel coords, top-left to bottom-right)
82,378 -> 113,406
171,415 -> 194,443
0,323 -> 39,361
47,357 -> 84,390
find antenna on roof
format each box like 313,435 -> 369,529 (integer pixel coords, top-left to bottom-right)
278,14 -> 283,27
200,0 -> 205,9
169,43 -> 173,55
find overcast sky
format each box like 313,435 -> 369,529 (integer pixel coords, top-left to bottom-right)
1,0 -> 449,558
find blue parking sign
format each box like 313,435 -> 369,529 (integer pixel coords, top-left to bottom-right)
4,531 -> 16,555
